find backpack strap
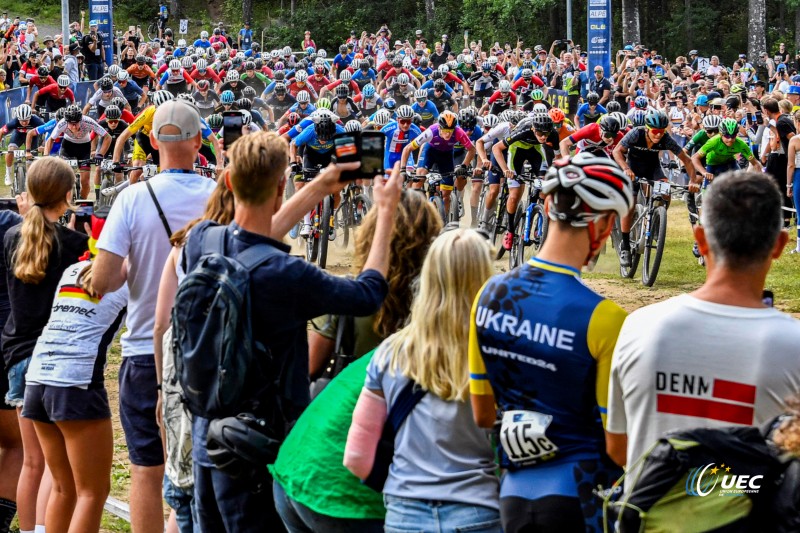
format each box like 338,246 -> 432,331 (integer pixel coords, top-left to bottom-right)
202,225 -> 228,256
200,225 -> 283,271
145,181 -> 173,239
386,380 -> 426,434
334,314 -> 355,356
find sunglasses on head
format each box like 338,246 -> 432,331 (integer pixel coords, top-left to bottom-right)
647,126 -> 666,135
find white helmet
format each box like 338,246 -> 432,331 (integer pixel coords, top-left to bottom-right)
488,56 -> 498,65
345,120 -> 362,132
481,114 -> 500,129
226,70 -> 240,82
402,57 -> 413,69
200,30 -> 209,39
702,114 -> 723,130
317,49 -> 327,58
117,70 -> 129,81
169,59 -> 181,70
373,108 -> 392,127
498,80 -> 512,92
240,110 -> 252,125
270,49 -> 280,59
414,88 -> 428,99
282,46 -> 292,55
196,58 -> 208,71
182,57 -> 193,69
296,90 -> 310,103
15,104 -> 32,121
108,64 -> 121,76
339,70 -> 351,82
178,39 -> 187,47
295,70 -> 308,82
438,64 -> 449,74
610,111 -> 629,129
532,103 -> 548,114
152,90 -> 175,107
396,105 -> 414,119
397,73 -> 410,85
57,75 -> 70,87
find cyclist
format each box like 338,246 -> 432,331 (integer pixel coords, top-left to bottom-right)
411,88 -> 439,128
0,104 -> 45,185
193,79 -> 219,118
127,54 -> 157,90
287,70 -> 319,101
190,58 -> 222,92
45,104 -> 112,199
559,114 -> 624,157
322,70 -> 363,100
475,110 -> 521,230
264,82 -> 296,124
549,107 -> 575,142
685,114 -> 722,154
25,107 -> 68,158
30,75 -> 74,113
456,107 -> 484,225
612,109 -> 699,267
218,70 -> 248,100
381,104 -> 421,172
470,152 -> 633,533
93,104 -> 129,195
521,89 -> 551,112
83,77 -> 125,118
691,116 -> 763,180
308,61 -> 333,95
575,92 -> 607,127
115,70 -> 146,112
158,58 -> 198,96
355,83 -> 383,118
281,90 -> 316,124
350,58 -> 376,89
111,90 -> 174,183
428,79 -> 458,113
331,86 -> 361,122
481,80 -> 517,116
240,60 -> 270,95
400,110 -> 475,217
24,65 -> 54,105
467,61 -> 501,108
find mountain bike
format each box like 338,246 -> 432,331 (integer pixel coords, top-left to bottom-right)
335,181 -> 371,248
302,166 -> 334,269
99,164 -> 159,208
509,172 -> 549,269
2,149 -> 29,196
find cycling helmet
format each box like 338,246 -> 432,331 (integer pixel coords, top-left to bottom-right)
605,100 -> 621,112
720,117 -> 739,136
176,93 -> 196,106
111,97 -> 127,110
117,70 -> 129,81
295,70 -> 308,82
182,57 -> 193,69
522,60 -> 533,70
274,82 -> 287,95
315,115 -> 335,139
725,95 -> 740,109
413,113 -> 423,126
499,109 -> 516,124
730,83 -> 746,95
169,59 -> 181,70
200,30 -> 209,39
531,89 -> 544,101
318,49 -> 327,58
414,88 -> 427,100
244,60 -> 255,71
438,64 -> 450,74
64,104 -> 82,123
542,152 -> 634,223
521,68 -> 533,80
363,84 -> 376,98
383,98 -> 396,111
283,46 -> 292,56
196,79 -> 210,91
599,115 -> 621,135
457,54 -> 465,64
396,105 -> 414,119
702,114 -> 722,131
226,70 -> 240,82
373,109 -> 392,127
634,95 -> 649,109
57,75 -> 70,88
629,109 -> 647,127
587,92 -> 601,105
402,57 -> 413,69
531,113 -> 553,133
488,56 -> 498,65
532,103 -> 548,114
108,64 -> 121,77
196,58 -> 209,72
314,63 -> 326,74
433,79 -> 446,91
339,45 -> 348,55
15,104 -> 32,121
392,57 -> 403,69
609,111 -> 629,130
240,110 -> 252,126
481,61 -> 491,71
419,57 -> 429,67
498,80 -> 512,93
359,59 -> 370,70
135,54 -> 146,64
431,70 -> 443,81
345,120 -> 362,132
99,77 -> 114,91
481,114 -> 500,129
104,105 -> 122,120
178,39 -> 187,48
274,62 -> 285,71
458,108 -> 477,130
55,107 -> 67,121
296,90 -> 310,103
548,108 -> 566,124
316,97 -> 332,110
36,66 -> 48,77
335,84 -> 349,98
151,89 -> 174,107
396,73 -> 409,85
207,113 -> 224,130
220,90 -> 235,104
644,109 -> 669,129
286,112 -> 300,126
236,98 -> 252,110
206,414 -> 280,482
438,110 -> 458,130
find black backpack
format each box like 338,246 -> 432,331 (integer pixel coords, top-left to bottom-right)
172,225 -> 280,419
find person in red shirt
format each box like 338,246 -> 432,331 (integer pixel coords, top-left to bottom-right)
302,30 -> 316,51
307,65 -> 331,95
25,66 -> 55,103
31,80 -> 74,112
559,115 -> 623,158
320,75 -> 362,98
190,59 -> 222,91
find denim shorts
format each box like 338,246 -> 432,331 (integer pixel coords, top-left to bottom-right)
383,494 -> 502,533
119,354 -> 164,467
5,357 -> 31,408
163,474 -> 198,533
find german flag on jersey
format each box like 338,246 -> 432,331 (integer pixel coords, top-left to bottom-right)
58,284 -> 101,304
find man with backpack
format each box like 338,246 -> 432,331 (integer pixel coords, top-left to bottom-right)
176,131 -> 402,531
92,99 -> 217,533
605,170 -> 800,472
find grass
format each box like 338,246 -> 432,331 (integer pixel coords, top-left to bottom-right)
3,1 -> 61,27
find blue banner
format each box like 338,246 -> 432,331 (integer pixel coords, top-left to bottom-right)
89,0 -> 115,68
0,81 -> 102,124
544,89 -> 570,113
587,0 -> 612,77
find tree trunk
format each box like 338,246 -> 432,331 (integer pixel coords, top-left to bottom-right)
685,0 -> 692,49
779,0 -> 785,36
796,7 -> 800,65
243,0 -> 253,24
291,0 -> 296,17
425,0 -> 435,24
748,0 -> 767,61
621,0 -> 641,45
169,0 -> 180,18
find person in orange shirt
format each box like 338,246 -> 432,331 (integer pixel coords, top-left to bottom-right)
549,107 -> 575,142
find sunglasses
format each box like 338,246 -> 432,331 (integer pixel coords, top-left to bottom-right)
722,132 -> 736,139
647,127 -> 666,135
705,129 -> 719,135
398,118 -> 412,125
711,105 -> 723,110
534,129 -> 550,135
601,129 -> 615,138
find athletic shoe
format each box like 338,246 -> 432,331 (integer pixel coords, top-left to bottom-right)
790,249 -> 800,255
502,230 -> 513,251
692,242 -> 701,258
300,224 -> 312,237
620,250 -> 632,268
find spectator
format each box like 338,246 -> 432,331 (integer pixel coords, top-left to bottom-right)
606,171 -> 800,471
92,100 -> 217,533
80,20 -> 104,81
762,97 -> 796,227
182,132 -> 402,531
302,30 -> 315,52
238,21 -> 253,51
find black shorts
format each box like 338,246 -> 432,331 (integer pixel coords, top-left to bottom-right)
119,354 -> 163,467
8,130 -> 36,149
60,138 -> 92,168
22,384 -> 111,423
568,94 -> 580,115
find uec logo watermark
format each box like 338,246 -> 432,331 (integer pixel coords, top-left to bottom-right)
686,463 -> 763,497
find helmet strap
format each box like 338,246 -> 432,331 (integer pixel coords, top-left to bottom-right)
584,210 -> 613,266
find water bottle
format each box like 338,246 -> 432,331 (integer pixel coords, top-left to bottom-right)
522,203 -> 533,246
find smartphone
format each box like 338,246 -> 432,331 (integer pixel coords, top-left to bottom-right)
0,198 -> 18,213
333,131 -> 385,180
669,101 -> 677,107
762,289 -> 774,307
222,111 -> 244,149
74,200 -> 93,235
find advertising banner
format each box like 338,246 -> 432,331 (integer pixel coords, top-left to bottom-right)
89,0 -> 114,68
587,0 -> 612,76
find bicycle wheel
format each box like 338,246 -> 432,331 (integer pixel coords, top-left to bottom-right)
431,195 -> 446,222
318,196 -> 332,269
532,203 -> 548,252
493,193 -> 508,260
284,176 -> 296,201
147,21 -> 159,41
642,205 -> 668,287
306,211 -> 319,264
97,175 -> 113,208
510,208 -> 526,269
448,189 -> 460,224
13,166 -> 25,196
335,203 -> 349,248
476,180 -> 488,226
623,204 -> 645,278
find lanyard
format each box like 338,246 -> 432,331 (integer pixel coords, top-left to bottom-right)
160,168 -> 195,174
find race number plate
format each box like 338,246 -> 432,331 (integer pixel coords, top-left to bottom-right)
142,165 -> 158,178
653,181 -> 671,196
68,159 -> 79,168
13,150 -> 25,158
100,159 -> 115,171
499,410 -> 559,466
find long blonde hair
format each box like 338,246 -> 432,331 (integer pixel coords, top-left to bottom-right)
381,229 -> 493,402
13,157 -> 74,284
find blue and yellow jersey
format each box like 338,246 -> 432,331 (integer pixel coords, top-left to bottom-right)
469,257 -> 627,469
293,122 -> 345,153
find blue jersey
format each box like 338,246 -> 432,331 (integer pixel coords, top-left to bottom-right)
286,115 -> 337,140
411,100 -> 439,126
351,69 -> 377,83
293,122 -> 345,153
381,121 -> 422,167
288,102 -> 317,119
193,39 -> 212,49
576,103 -> 608,126
116,79 -> 143,100
35,119 -> 61,153
420,79 -> 454,94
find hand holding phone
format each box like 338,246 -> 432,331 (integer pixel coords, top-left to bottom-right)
333,131 -> 385,180
222,111 -> 244,149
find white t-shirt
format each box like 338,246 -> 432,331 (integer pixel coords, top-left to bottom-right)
96,171 -> 216,356
607,294 -> 800,469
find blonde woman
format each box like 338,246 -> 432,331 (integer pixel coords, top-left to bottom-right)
345,229 -> 500,532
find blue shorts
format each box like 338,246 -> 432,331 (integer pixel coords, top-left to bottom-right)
119,354 -> 164,467
384,151 -> 414,172
418,147 -> 455,186
5,357 -> 30,408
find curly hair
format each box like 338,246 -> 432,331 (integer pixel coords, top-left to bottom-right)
773,395 -> 800,456
353,191 -> 442,338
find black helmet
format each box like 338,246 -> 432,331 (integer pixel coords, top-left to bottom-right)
605,101 -> 621,112
244,60 -> 255,70
64,104 -> 82,123
335,84 -> 349,98
599,115 -> 621,135
392,57 -> 403,68
111,97 -> 127,110
433,79 -> 446,91
274,82 -> 287,95
37,66 -> 48,77
164,28 -> 173,37
315,115 -> 335,140
99,77 -> 114,91
725,95 -> 740,109
207,113 -> 223,129
104,105 -> 122,120
236,98 -> 252,110
206,414 -> 279,484
242,86 -> 257,98
587,92 -> 600,105
531,113 -> 554,133
135,54 -> 146,64
458,108 -> 477,130
339,44 -> 348,55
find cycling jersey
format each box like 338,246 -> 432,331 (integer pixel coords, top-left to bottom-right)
287,81 -> 319,100
455,125 -> 483,155
619,126 -> 683,178
381,120 -> 422,169
487,91 -> 517,114
307,74 -> 331,95
2,116 -> 46,148
35,84 -> 75,111
576,103 -> 607,126
34,119 -> 60,154
191,68 -> 222,84
684,129 -> 711,154
468,71 -> 500,93
265,93 -> 296,118
293,122 -> 345,153
569,122 -> 624,156
411,100 -> 439,127
87,86 -> 126,108
127,105 -> 156,136
97,119 -> 130,154
410,124 -> 473,152
116,80 -> 144,103
51,116 -> 108,144
285,111 -> 341,140
28,75 -> 55,91
287,102 -> 317,119
332,97 -> 361,120
426,89 -> 456,113
355,94 -> 383,115
158,68 -> 193,86
698,135 -> 753,166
